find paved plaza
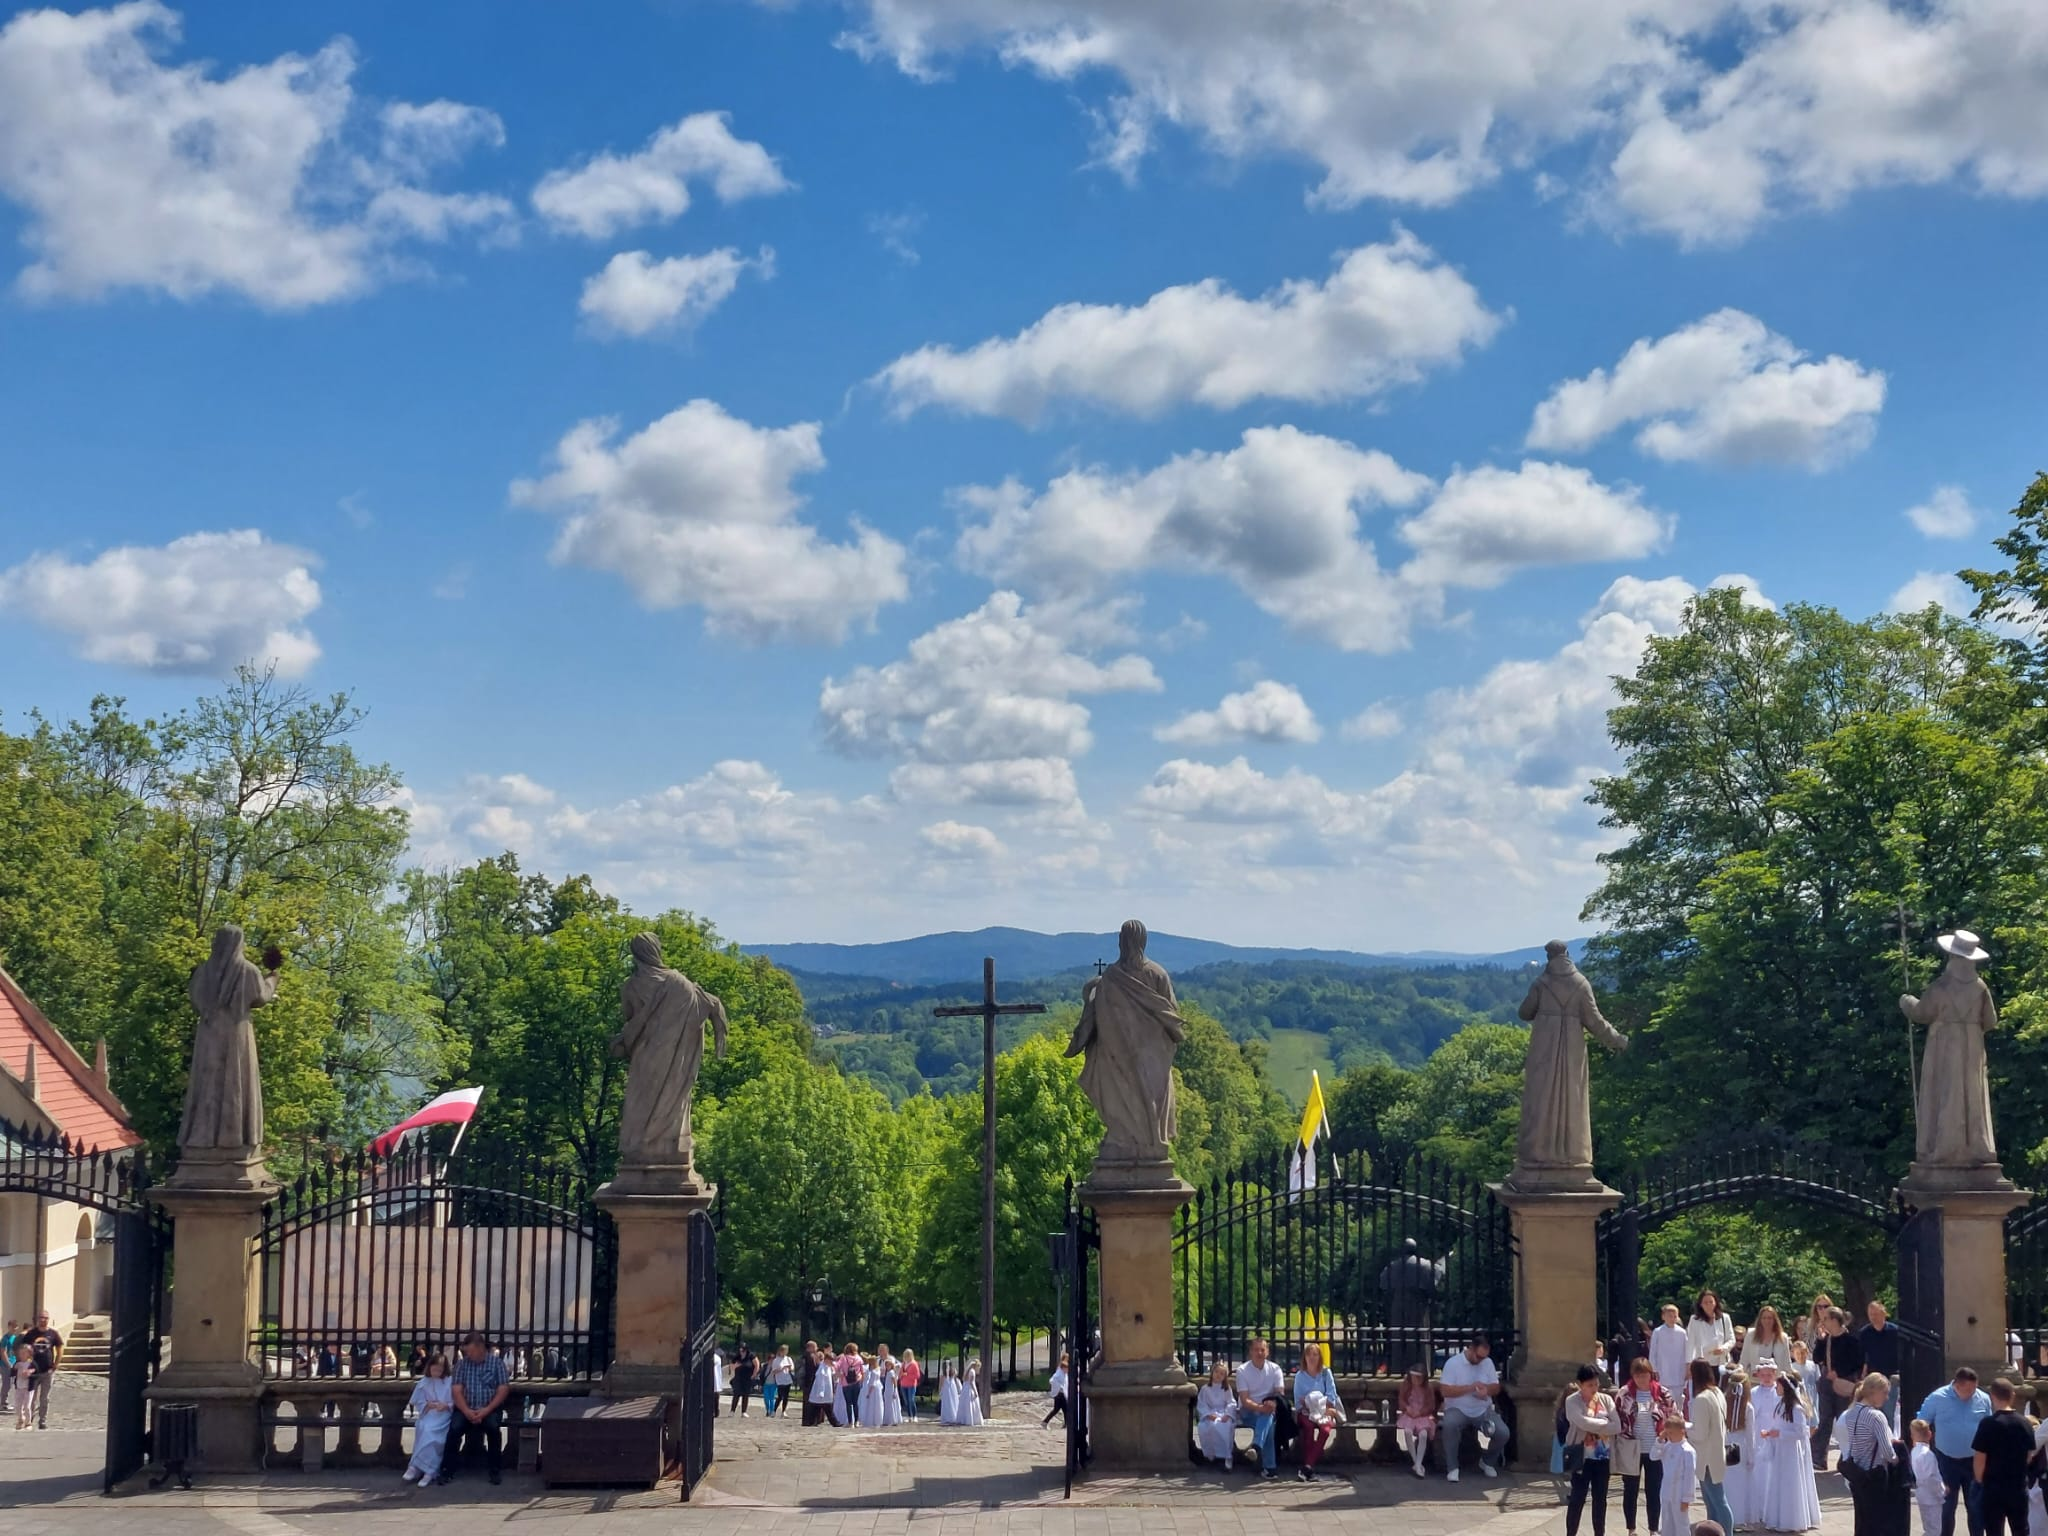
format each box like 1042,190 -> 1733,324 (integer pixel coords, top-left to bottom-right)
0,1380 -> 1860,1536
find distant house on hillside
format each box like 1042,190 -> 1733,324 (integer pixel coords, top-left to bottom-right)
0,965 -> 144,1356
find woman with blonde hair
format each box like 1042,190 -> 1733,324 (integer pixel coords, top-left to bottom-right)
1741,1306 -> 1794,1372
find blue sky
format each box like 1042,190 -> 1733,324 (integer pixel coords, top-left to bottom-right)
0,0 -> 2043,951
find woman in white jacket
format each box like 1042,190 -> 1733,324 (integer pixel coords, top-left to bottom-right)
1688,1291 -> 1735,1370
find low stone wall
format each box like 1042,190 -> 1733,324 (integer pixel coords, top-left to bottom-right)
257,1379 -> 599,1472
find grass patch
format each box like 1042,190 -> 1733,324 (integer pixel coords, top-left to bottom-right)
1263,1028 -> 1336,1110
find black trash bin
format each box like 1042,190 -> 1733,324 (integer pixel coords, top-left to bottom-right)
150,1402 -> 198,1490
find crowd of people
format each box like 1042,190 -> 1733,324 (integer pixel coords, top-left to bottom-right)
711,1340 -> 1003,1428
1565,1290 -> 2048,1536
1,1311 -> 63,1429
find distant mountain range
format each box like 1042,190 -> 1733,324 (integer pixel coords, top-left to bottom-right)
745,927 -> 1588,986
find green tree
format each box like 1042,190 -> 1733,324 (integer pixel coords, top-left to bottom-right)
1637,1211 -> 1846,1325
1171,1002 -> 1291,1188
922,1035 -> 1101,1331
701,1058 -> 887,1323
1381,1024 -> 1529,1181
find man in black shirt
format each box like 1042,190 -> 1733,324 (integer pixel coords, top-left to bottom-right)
1860,1300 -> 1903,1424
1815,1308 -> 1865,1469
1971,1378 -> 2036,1536
22,1309 -> 62,1430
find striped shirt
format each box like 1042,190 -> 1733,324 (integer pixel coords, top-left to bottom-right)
1838,1403 -> 1897,1471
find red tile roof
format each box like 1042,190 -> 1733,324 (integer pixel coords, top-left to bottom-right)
0,965 -> 142,1152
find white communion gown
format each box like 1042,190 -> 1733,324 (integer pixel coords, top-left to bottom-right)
879,1361 -> 903,1426
1196,1384 -> 1237,1465
859,1363 -> 886,1425
960,1366 -> 985,1427
939,1371 -> 962,1424
1723,1387 -> 1758,1530
807,1360 -> 837,1418
1754,1398 -> 1822,1532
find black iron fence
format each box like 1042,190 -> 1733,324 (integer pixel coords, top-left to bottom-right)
1174,1153 -> 1517,1378
251,1136 -> 615,1380
2008,1198 -> 2048,1376
680,1207 -> 718,1500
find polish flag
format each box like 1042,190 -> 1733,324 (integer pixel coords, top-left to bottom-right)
371,1087 -> 484,1157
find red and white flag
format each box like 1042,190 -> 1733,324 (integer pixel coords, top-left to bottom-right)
371,1087 -> 483,1157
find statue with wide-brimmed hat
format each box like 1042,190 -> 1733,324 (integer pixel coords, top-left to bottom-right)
1902,928 -> 2005,1184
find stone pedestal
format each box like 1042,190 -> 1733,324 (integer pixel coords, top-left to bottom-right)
1495,1179 -> 1616,1466
147,1160 -> 277,1471
1901,1171 -> 2031,1380
594,1170 -> 714,1401
1083,1162 -> 1194,1468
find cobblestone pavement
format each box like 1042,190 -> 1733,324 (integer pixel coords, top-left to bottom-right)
1,1388 -> 1859,1536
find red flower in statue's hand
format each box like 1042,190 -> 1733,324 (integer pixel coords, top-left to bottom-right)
262,946 -> 285,971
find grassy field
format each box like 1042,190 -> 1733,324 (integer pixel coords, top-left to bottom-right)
1262,1027 -> 1336,1110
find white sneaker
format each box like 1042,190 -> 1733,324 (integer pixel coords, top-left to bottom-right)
1480,1465 -> 1499,1478
1447,1468 -> 1460,1482
402,1470 -> 417,1483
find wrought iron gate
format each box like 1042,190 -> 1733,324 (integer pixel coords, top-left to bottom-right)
1174,1152 -> 1518,1376
679,1207 -> 718,1500
1596,1133 -> 1936,1382
104,1204 -> 171,1492
1061,1184 -> 1097,1498
0,1121 -> 168,1493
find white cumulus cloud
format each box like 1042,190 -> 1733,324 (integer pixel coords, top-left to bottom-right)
0,528 -> 322,676
921,820 -> 1007,859
819,591 -> 1159,817
578,246 -> 773,337
816,1 -> 2048,247
956,428 -> 1665,653
532,111 -> 790,239
1527,310 -> 1886,467
510,399 -> 908,643
1156,681 -> 1321,745
1398,462 -> 1670,589
1905,486 -> 1980,540
1889,570 -> 1973,617
0,3 -> 511,307
875,231 -> 1501,422
1340,704 -> 1403,741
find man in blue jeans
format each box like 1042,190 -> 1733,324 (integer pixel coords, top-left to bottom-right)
1234,1337 -> 1286,1479
1920,1366 -> 1993,1536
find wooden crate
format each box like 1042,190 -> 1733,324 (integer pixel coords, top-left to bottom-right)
541,1395 -> 666,1488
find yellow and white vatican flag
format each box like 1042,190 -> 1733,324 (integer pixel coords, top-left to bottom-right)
1285,1071 -> 1338,1200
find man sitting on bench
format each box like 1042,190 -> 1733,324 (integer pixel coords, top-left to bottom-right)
1234,1338 -> 1287,1480
1439,1332 -> 1507,1482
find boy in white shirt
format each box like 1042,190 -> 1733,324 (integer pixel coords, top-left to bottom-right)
1649,1305 -> 1690,1392
1910,1418 -> 1944,1536
1656,1412 -> 1698,1535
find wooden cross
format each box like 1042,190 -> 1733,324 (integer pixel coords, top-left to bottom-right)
934,958 -> 1045,1416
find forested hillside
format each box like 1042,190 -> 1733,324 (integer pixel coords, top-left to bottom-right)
803,959 -> 1529,1103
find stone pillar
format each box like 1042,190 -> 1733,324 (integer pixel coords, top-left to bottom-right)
1082,1166 -> 1194,1467
147,1159 -> 277,1471
1495,1183 -> 1617,1468
1901,1176 -> 2031,1380
593,1172 -> 714,1401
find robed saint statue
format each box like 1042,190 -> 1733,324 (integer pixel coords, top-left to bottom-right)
1066,919 -> 1183,1168
1510,940 -> 1627,1190
612,931 -> 729,1178
1901,928 -> 2002,1180
180,924 -> 278,1161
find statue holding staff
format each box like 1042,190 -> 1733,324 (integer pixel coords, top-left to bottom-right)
1067,919 -> 1183,1170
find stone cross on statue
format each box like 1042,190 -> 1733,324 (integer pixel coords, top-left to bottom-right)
934,959 -> 1045,1419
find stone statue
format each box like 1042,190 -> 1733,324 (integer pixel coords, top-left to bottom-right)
1378,1237 -> 1445,1339
611,932 -> 728,1185
1901,929 -> 2003,1182
179,924 -> 277,1165
1067,919 -> 1183,1174
1510,940 -> 1627,1191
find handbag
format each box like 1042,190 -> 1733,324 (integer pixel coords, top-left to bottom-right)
1563,1442 -> 1586,1476
1727,1443 -> 1741,1466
